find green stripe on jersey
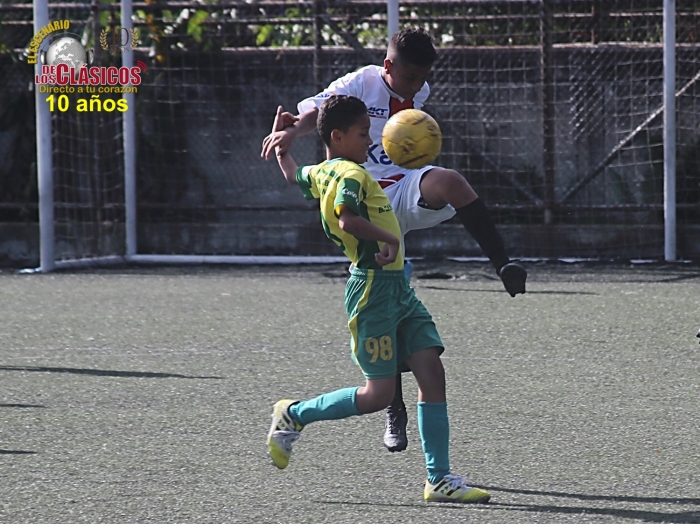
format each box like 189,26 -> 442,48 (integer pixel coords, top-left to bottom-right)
295,158 -> 404,271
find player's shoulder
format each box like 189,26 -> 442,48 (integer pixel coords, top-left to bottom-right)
328,158 -> 372,182
327,157 -> 367,174
415,82 -> 430,106
340,64 -> 383,83
358,64 -> 383,76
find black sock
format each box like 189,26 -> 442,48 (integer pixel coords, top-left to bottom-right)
455,198 -> 509,272
389,373 -> 405,411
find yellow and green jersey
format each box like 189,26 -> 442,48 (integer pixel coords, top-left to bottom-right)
296,158 -> 404,271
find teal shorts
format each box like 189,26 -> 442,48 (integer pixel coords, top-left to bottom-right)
345,268 -> 444,380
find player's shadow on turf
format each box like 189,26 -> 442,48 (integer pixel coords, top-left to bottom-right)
479,485 -> 700,505
0,365 -> 222,379
420,285 -> 597,295
643,273 -> 700,284
489,502 -> 700,523
314,500 -> 700,523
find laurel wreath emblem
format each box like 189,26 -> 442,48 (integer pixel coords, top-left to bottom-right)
130,28 -> 139,49
99,28 -> 109,50
98,27 -> 139,53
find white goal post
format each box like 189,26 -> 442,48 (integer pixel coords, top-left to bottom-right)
663,0 -> 676,261
30,0 -> 350,272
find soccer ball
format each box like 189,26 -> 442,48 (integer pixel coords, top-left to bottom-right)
381,109 -> 442,169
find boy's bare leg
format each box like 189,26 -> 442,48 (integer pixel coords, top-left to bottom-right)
384,170 -> 525,453
420,167 -> 527,296
383,261 -> 413,453
355,376 -> 396,414
406,347 -> 491,503
268,377 -> 395,469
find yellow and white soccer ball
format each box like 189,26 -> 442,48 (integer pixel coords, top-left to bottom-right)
381,109 -> 442,169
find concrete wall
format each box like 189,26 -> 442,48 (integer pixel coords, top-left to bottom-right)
132,45 -> 699,216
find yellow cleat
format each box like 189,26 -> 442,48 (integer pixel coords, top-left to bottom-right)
424,474 -> 491,503
267,399 -> 303,469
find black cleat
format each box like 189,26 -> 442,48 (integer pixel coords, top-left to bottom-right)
383,405 -> 408,452
498,261 -> 527,297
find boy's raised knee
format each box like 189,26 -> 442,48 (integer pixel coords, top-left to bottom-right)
419,168 -> 477,209
355,378 -> 396,414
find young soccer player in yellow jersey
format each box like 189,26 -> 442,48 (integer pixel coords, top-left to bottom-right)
263,27 -> 527,453
267,94 -> 491,503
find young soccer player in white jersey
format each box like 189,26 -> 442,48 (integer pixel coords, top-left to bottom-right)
267,94 -> 491,504
262,26 -> 527,453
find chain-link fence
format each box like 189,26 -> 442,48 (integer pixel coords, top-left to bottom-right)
2,0 -> 699,260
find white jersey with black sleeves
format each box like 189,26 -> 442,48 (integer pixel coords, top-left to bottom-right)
297,65 -> 431,181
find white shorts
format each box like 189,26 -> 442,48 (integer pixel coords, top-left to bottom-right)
378,165 -> 456,234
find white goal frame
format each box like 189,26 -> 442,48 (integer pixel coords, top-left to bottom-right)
31,0 -> 679,272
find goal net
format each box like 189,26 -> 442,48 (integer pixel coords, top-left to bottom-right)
15,0 -> 700,268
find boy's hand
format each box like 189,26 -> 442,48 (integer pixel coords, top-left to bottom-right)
271,105 -> 297,131
375,240 -> 399,266
261,106 -> 299,160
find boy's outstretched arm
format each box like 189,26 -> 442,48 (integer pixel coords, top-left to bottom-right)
276,148 -> 298,184
261,107 -> 319,160
269,106 -> 299,183
337,207 -> 400,266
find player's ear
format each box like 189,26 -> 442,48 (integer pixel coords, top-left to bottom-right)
383,58 -> 393,74
330,128 -> 343,145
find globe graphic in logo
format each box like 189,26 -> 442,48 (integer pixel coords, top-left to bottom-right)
44,35 -> 88,69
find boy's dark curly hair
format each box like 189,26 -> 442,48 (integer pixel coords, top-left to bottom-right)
317,95 -> 368,147
389,27 -> 437,68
